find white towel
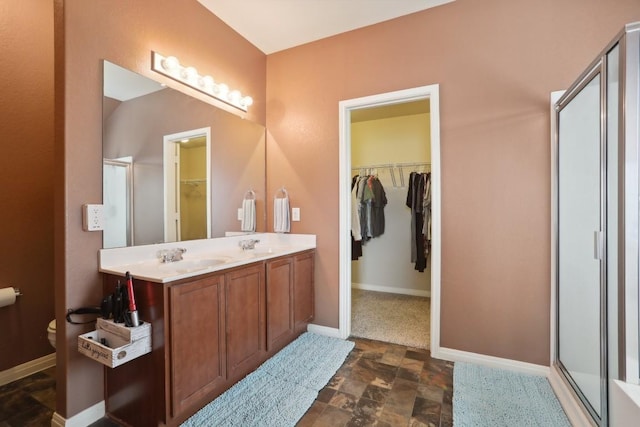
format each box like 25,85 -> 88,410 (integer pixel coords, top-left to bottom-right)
241,199 -> 256,232
274,197 -> 290,233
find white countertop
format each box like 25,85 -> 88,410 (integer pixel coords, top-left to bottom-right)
99,233 -> 316,283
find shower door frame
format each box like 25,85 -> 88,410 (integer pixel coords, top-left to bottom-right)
554,60 -> 608,426
552,23 -> 640,426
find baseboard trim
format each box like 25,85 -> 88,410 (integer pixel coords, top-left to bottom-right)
307,324 -> 343,339
433,346 -> 549,377
352,282 -> 430,298
0,353 -> 56,386
51,400 -> 105,427
548,365 -> 594,427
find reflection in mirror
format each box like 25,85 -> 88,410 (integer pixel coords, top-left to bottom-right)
163,127 -> 211,243
102,61 -> 266,248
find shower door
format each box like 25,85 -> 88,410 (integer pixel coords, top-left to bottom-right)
556,64 -> 607,424
554,23 -> 640,427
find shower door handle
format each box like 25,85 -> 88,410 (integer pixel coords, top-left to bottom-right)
594,231 -> 603,260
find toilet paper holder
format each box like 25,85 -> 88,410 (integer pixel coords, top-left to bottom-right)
14,288 -> 22,297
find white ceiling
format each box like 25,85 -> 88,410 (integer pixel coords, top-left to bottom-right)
197,0 -> 455,54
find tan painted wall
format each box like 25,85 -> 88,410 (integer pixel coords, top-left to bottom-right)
55,0 -> 265,418
265,0 -> 640,365
0,0 -> 55,371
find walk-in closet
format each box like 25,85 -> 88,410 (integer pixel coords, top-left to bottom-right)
349,99 -> 431,349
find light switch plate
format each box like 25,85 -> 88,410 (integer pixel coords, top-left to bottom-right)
292,207 -> 300,221
238,208 -> 243,221
82,204 -> 104,231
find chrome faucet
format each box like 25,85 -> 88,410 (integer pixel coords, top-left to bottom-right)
157,247 -> 187,263
239,239 -> 260,251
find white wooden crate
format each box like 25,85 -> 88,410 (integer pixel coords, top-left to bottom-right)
77,320 -> 151,368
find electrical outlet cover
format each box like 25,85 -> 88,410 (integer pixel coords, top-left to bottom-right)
82,204 -> 104,231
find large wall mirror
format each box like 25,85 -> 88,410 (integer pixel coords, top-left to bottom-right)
102,61 -> 266,248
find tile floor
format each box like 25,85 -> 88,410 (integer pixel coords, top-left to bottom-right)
0,366 -> 56,426
0,337 -> 453,427
297,337 -> 454,427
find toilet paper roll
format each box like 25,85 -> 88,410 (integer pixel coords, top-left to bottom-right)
0,287 -> 17,308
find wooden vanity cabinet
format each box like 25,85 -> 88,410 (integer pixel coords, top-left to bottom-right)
266,256 -> 295,353
265,250 -> 315,353
224,263 -> 266,383
168,273 -> 226,417
104,250 -> 314,427
293,250 -> 315,334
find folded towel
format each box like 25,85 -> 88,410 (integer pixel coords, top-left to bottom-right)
274,197 -> 290,233
241,199 -> 256,232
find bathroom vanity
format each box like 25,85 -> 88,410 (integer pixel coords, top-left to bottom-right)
98,234 -> 315,427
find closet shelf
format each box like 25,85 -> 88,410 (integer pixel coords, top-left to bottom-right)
351,162 -> 430,188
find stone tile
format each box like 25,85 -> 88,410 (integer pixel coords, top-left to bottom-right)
416,384 -> 444,403
317,387 -> 336,403
4,402 -> 53,427
379,344 -> 406,365
351,359 -> 397,389
440,408 -> 453,427
353,397 -> 383,419
340,378 -> 368,398
0,390 -> 42,421
87,418 -> 126,427
378,408 -> 410,427
409,419 -> 432,427
353,339 -> 389,360
31,386 -> 57,411
405,350 -> 430,361
327,373 -> 347,390
411,396 -> 441,426
329,391 -> 359,412
384,379 -> 418,418
397,367 -> 421,383
419,363 -> 453,390
401,358 -> 424,373
392,378 -> 419,393
362,384 -> 389,403
343,351 -> 363,368
443,390 -> 452,406
297,401 -> 327,427
312,405 -> 353,427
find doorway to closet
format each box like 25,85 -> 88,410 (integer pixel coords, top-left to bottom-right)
338,85 -> 441,351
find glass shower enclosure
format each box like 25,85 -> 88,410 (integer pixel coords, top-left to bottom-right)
553,23 -> 639,426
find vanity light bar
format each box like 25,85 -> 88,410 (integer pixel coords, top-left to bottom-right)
151,51 -> 253,112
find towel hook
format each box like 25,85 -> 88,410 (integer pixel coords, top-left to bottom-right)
244,189 -> 256,200
276,187 -> 289,198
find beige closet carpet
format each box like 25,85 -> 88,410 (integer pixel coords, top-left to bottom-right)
350,289 -> 430,349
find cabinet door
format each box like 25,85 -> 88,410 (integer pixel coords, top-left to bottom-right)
169,274 -> 225,417
266,257 -> 294,352
225,263 -> 266,381
294,251 -> 315,333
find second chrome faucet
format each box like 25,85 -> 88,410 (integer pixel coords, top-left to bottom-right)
157,247 -> 187,263
239,239 -> 260,251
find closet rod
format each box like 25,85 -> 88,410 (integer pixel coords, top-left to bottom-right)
350,161 -> 430,171
351,162 -> 430,188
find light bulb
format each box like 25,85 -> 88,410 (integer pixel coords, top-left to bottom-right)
241,96 -> 254,108
180,66 -> 198,81
198,75 -> 214,90
161,56 -> 180,72
215,83 -> 229,98
229,90 -> 242,104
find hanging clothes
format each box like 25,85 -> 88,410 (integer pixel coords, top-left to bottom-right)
351,175 -> 363,260
352,174 -> 387,251
406,171 -> 431,272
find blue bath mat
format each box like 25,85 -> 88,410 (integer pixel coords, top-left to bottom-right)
453,362 -> 570,427
181,332 -> 355,427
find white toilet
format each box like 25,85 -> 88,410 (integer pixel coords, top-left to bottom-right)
47,319 -> 56,349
